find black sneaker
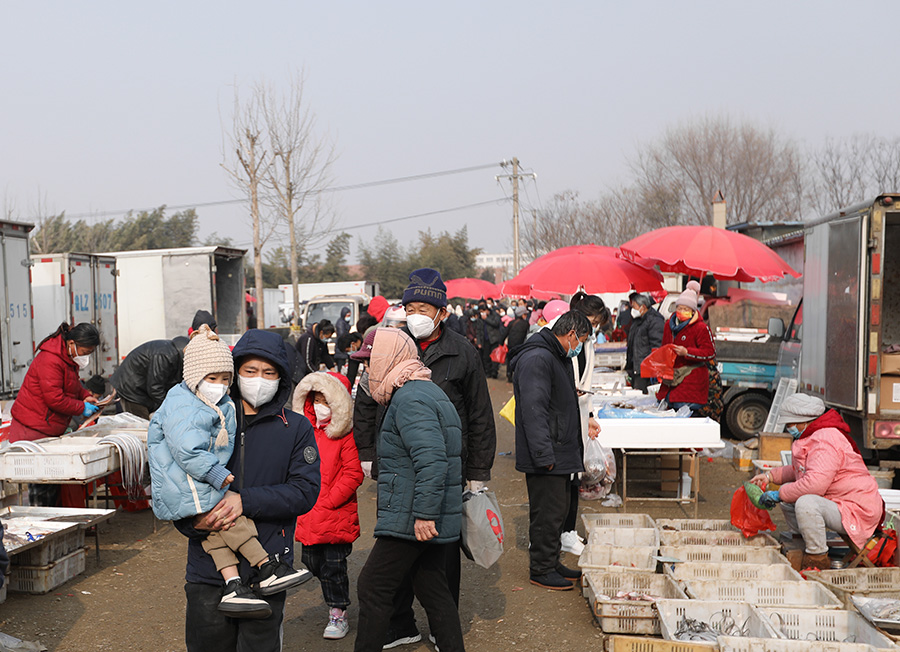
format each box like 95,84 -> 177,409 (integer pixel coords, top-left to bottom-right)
382,627 -> 422,649
529,571 -> 574,591
219,580 -> 273,619
556,563 -> 582,581
257,553 -> 312,596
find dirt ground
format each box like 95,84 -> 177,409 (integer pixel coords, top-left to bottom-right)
0,378 -> 780,651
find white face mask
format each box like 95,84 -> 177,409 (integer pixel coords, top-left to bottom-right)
313,403 -> 332,425
73,353 -> 91,370
406,313 -> 439,340
198,380 -> 228,405
239,376 -> 279,408
631,308 -> 642,319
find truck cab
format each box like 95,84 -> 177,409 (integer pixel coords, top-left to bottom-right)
300,293 -> 370,353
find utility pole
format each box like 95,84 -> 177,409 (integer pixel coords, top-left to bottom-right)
496,158 -> 536,275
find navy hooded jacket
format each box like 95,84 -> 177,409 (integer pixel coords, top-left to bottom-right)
175,328 -> 321,586
508,328 -> 583,475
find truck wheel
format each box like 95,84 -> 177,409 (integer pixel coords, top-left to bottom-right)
725,393 -> 772,441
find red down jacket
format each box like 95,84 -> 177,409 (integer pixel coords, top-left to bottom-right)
292,372 -> 363,545
10,334 -> 90,439
656,313 -> 716,406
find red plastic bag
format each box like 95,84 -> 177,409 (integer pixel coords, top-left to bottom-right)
730,486 -> 776,538
490,344 -> 508,364
867,529 -> 898,567
640,343 -> 678,380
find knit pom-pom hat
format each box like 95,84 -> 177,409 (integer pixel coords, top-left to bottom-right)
183,324 -> 233,447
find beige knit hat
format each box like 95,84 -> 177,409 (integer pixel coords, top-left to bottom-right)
183,325 -> 233,448
183,324 -> 234,392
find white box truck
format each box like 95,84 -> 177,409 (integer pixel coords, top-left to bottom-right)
30,253 -> 118,378
771,194 -> 900,452
106,246 -> 246,358
0,221 -> 35,397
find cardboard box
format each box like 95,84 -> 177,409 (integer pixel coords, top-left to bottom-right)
758,432 -> 793,463
883,353 -> 900,376
732,443 -> 756,472
660,454 -> 698,492
882,375 -> 900,410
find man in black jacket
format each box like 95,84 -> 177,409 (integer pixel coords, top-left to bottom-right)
505,306 -> 530,382
109,337 -> 190,419
356,267 -> 497,648
508,310 -> 591,591
293,319 -> 335,382
625,293 -> 665,393
475,303 -> 502,378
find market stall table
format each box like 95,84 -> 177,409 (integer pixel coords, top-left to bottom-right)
592,416 -> 723,517
1,505 -> 116,561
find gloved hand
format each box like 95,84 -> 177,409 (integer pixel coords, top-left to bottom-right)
759,490 -> 781,509
467,480 -> 487,492
360,461 -> 373,479
82,402 -> 100,417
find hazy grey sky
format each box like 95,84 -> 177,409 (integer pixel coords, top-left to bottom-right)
2,1 -> 895,263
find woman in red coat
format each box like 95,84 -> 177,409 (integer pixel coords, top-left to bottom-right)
10,322 -> 101,442
292,371 -> 363,640
656,282 -> 716,414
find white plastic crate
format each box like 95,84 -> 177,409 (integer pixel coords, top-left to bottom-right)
659,545 -> 789,565
582,513 -> 657,530
656,518 -> 738,532
659,530 -> 778,548
578,544 -> 657,571
758,607 -> 895,651
9,547 -> 86,594
583,569 -> 687,635
683,578 -> 842,608
656,600 -> 779,649
804,568 -> 900,608
0,437 -> 119,481
665,562 -> 802,583
11,526 -> 85,566
718,635 -> 880,652
587,527 -> 660,548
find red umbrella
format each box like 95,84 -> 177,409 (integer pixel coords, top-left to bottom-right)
444,277 -> 501,300
501,244 -> 664,296
619,226 -> 800,282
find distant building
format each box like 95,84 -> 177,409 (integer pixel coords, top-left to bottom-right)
476,252 -> 531,283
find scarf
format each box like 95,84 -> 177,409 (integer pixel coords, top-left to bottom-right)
799,408 -> 862,456
367,328 -> 432,406
669,310 -> 699,336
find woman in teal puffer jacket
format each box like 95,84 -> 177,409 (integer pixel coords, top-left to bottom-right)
353,328 -> 465,652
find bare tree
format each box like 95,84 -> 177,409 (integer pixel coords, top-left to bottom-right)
222,85 -> 275,328
260,73 -> 336,328
809,135 -> 872,215
631,115 -> 804,225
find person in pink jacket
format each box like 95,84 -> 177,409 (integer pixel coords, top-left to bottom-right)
750,393 -> 883,570
292,371 -> 363,640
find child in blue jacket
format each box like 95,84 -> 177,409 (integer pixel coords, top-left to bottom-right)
148,325 -> 309,618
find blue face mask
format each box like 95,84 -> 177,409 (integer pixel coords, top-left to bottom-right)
567,338 -> 583,358
786,425 -> 802,439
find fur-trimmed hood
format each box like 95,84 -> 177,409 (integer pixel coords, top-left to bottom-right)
292,371 -> 353,439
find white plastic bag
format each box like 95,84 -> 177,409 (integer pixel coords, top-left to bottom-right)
460,489 -> 504,568
582,437 -> 617,494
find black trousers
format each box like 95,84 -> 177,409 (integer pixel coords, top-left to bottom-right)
563,480 -> 580,533
184,582 -> 286,652
525,473 -> 571,575
631,376 -> 653,394
387,539 -> 461,636
355,537 -> 464,652
479,345 -> 498,378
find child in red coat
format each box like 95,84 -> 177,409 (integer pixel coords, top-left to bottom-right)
292,371 -> 363,640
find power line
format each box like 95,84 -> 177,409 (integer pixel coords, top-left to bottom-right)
230,198 -> 508,247
56,162 -> 503,220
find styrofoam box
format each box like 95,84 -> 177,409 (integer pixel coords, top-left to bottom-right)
656,600 -> 779,649
665,562 -> 802,584
0,437 -> 119,481
11,526 -> 85,566
592,417 -> 723,449
9,547 -> 86,594
578,545 -> 657,571
582,513 -> 657,530
659,545 -> 789,565
587,527 -> 660,548
659,530 -> 779,548
683,578 -> 842,608
656,518 -> 737,532
718,635 -> 880,652
583,569 -> 687,635
758,606 -> 895,651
